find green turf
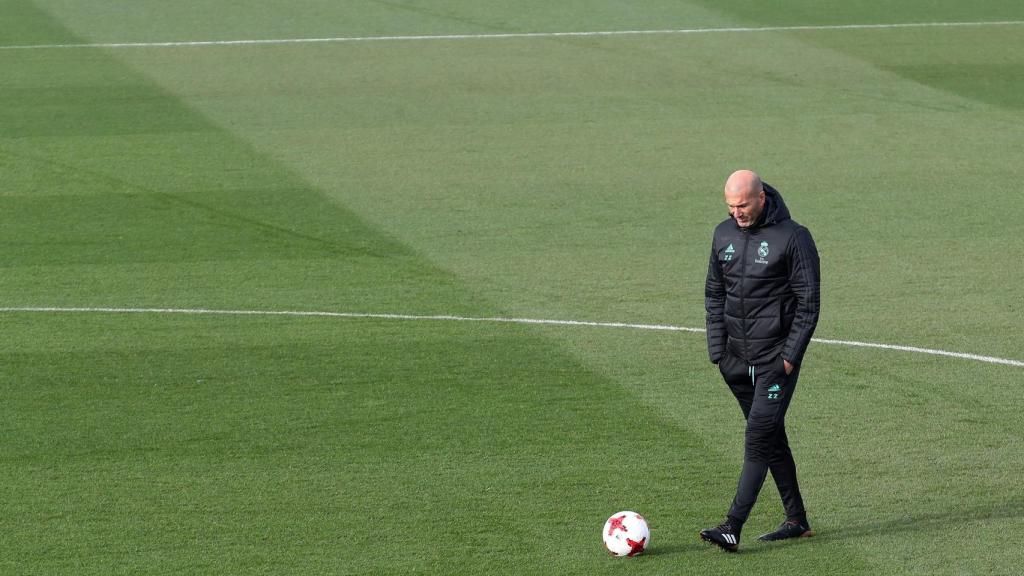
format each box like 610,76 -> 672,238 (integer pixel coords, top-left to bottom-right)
2,1 -> 1023,574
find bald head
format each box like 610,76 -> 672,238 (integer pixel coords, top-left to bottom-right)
723,169 -> 766,228
725,170 -> 763,197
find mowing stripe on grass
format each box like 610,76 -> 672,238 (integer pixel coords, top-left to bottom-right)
1,20 -> 1023,50
1,306 -> 1021,368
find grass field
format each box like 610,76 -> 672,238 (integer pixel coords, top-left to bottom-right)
2,1 -> 1023,574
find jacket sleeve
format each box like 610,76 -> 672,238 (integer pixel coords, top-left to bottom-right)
704,241 -> 727,364
782,226 -> 821,366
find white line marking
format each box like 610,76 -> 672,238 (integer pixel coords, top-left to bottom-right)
1,306 -> 1021,368
1,20 -> 1022,50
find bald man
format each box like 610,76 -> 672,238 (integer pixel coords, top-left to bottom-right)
700,170 -> 820,551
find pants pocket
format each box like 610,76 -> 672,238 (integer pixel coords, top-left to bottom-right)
776,354 -> 788,380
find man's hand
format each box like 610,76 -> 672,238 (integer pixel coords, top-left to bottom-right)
783,359 -> 794,375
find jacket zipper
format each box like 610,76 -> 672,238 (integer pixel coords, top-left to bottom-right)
739,230 -> 751,362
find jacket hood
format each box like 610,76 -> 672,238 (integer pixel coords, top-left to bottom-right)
754,182 -> 791,228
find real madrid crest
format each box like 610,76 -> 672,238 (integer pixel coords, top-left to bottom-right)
755,241 -> 770,264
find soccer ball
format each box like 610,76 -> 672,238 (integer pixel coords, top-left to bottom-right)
602,511 -> 650,557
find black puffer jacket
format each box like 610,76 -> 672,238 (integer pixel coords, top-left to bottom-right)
705,184 -> 820,366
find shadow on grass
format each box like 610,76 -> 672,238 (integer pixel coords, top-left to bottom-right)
643,540 -> 709,557
816,498 -> 1024,543
650,540 -> 781,557
648,498 -> 1024,557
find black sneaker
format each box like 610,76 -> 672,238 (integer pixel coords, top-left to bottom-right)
757,519 -> 814,542
700,522 -> 740,552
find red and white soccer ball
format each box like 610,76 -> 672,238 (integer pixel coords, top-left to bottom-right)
602,511 -> 650,557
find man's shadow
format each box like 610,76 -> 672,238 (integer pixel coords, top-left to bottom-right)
647,498 -> 1023,557
822,498 -> 1023,542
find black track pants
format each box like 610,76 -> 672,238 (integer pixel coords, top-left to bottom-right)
718,351 -> 806,524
